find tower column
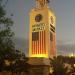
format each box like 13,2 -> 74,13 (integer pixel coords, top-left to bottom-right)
28,0 -> 56,75
28,58 -> 50,75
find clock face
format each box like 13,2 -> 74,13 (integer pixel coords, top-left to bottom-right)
35,14 -> 42,22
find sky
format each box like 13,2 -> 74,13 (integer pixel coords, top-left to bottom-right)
4,0 -> 75,55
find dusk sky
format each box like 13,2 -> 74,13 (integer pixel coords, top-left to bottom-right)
4,0 -> 75,55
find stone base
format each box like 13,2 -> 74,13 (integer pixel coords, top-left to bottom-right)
29,65 -> 50,75
28,57 -> 50,75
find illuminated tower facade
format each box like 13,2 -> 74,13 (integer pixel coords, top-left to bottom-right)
29,0 -> 56,58
29,0 -> 56,75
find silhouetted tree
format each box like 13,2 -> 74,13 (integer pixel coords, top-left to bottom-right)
0,0 -> 15,71
50,56 -> 69,75
0,1 -> 30,75
13,50 -> 29,75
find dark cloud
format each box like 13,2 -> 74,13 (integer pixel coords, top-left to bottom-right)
14,37 -> 29,56
14,38 -> 75,56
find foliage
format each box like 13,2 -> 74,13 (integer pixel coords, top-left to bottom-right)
14,50 -> 29,72
0,1 -> 29,74
0,0 -> 16,72
0,0 -> 15,60
3,50 -> 29,73
50,56 -> 69,75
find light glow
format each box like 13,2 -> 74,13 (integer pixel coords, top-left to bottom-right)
30,54 -> 48,58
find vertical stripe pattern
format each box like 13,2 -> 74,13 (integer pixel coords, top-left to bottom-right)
32,31 -> 46,54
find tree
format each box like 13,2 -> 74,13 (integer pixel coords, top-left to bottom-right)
13,50 -> 29,75
0,1 -> 30,75
0,0 -> 15,71
50,56 -> 69,75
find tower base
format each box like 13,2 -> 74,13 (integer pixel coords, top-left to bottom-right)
28,57 -> 50,75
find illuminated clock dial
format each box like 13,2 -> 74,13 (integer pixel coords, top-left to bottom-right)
35,14 -> 42,22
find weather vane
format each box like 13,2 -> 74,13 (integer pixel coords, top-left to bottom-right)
36,0 -> 50,7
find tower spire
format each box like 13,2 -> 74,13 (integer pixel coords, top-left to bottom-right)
36,0 -> 50,8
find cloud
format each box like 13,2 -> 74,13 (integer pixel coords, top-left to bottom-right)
14,38 -> 75,56
57,39 -> 75,45
57,44 -> 75,56
14,37 -> 29,56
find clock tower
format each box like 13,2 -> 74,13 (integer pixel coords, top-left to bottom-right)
28,0 -> 56,75
29,0 -> 56,58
